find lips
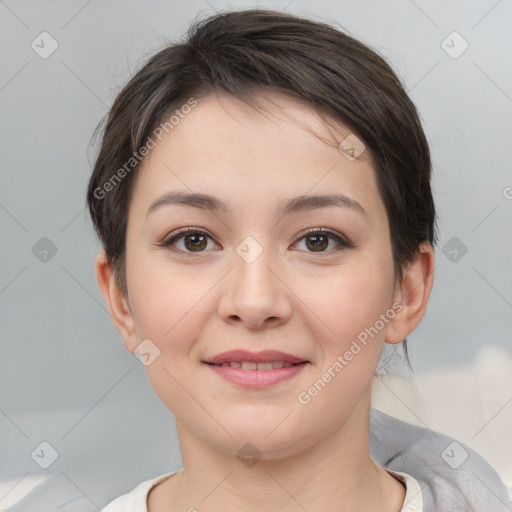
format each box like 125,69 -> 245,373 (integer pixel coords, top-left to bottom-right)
203,350 -> 309,389
203,349 -> 308,367
204,349 -> 310,387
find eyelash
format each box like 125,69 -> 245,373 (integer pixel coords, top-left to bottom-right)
158,226 -> 354,255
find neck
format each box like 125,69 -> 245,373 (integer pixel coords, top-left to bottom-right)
153,396 -> 406,511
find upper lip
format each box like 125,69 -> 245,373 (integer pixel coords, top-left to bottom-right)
203,350 -> 308,365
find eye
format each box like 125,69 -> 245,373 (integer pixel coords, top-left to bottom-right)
158,227 -> 353,255
293,228 -> 353,254
159,227 -> 219,253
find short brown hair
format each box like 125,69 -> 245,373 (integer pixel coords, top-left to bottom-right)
87,8 -> 437,302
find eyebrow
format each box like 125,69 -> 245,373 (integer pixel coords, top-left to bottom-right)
146,191 -> 367,218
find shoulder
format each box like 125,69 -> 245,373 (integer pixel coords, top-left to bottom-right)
102,471 -> 179,512
370,408 -> 512,512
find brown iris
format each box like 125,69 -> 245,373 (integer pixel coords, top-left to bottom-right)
184,233 -> 208,252
305,234 -> 329,252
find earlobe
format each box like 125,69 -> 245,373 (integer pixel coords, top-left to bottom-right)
385,242 -> 435,344
95,250 -> 138,353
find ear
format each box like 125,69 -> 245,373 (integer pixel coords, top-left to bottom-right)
95,250 -> 138,353
385,242 -> 435,344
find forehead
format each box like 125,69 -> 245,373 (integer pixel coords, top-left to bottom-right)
131,91 -> 386,222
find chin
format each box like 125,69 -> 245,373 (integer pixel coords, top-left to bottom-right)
208,419 -> 311,459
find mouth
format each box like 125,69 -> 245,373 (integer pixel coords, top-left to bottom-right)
202,350 -> 310,387
204,360 -> 306,370
202,349 -> 309,367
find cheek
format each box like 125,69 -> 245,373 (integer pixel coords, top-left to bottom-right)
302,260 -> 394,354
293,269 -> 394,426
126,256 -> 212,417
126,251 -> 207,351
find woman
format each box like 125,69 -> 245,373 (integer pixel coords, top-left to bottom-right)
87,8 -> 509,511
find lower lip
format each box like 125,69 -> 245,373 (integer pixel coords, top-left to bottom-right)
205,362 -> 308,388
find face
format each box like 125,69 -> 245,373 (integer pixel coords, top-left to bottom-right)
117,91 -> 402,458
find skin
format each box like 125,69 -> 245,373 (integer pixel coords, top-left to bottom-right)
96,90 -> 434,511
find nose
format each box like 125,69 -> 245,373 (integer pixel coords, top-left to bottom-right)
217,238 -> 293,330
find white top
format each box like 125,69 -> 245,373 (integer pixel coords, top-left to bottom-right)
101,467 -> 423,511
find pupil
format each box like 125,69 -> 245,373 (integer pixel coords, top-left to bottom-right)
307,235 -> 327,251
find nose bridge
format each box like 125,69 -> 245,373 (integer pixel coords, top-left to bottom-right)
233,234 -> 278,295
219,233 -> 291,327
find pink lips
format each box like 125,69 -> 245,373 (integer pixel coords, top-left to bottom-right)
203,349 -> 309,388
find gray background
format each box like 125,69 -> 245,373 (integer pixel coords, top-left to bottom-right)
1,0 -> 511,510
